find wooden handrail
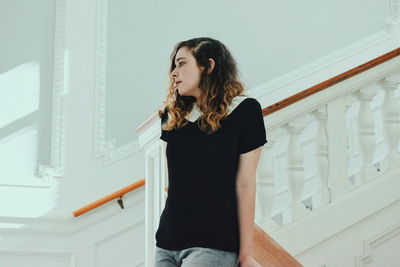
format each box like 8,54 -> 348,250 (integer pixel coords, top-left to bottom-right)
254,224 -> 303,267
72,178 -> 145,217
262,47 -> 400,116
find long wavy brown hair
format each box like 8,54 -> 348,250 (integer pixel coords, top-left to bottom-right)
159,37 -> 249,135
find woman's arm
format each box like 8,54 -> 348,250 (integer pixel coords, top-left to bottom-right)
236,146 -> 263,263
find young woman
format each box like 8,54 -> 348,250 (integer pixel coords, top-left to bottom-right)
155,37 -> 267,267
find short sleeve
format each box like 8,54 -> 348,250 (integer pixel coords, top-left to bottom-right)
238,98 -> 268,154
160,107 -> 169,142
160,127 -> 169,142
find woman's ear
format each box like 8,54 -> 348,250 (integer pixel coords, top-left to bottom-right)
207,58 -> 215,74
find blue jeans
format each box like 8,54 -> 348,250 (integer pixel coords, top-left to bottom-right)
154,246 -> 239,266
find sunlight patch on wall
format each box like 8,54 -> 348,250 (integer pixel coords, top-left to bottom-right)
0,62 -> 42,186
0,62 -> 40,128
0,185 -> 60,217
0,124 -> 38,184
0,60 -> 66,218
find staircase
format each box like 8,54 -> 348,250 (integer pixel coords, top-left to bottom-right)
138,48 -> 400,267
1,48 -> 399,267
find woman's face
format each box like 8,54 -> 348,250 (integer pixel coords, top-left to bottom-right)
171,46 -> 204,99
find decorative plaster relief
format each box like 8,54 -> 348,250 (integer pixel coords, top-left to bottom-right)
37,0 -> 66,182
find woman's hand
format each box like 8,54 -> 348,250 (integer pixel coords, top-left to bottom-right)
239,255 -> 262,267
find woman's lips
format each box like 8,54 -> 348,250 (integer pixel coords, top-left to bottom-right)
176,81 -> 182,86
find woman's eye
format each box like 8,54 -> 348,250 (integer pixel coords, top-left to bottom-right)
178,62 -> 184,66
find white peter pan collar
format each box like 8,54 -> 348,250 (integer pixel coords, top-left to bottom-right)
184,95 -> 249,123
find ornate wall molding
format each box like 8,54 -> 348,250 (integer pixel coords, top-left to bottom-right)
252,1 -> 399,99
386,0 -> 400,31
93,0 -> 142,165
251,30 -> 396,99
356,222 -> 400,266
37,0 -> 66,182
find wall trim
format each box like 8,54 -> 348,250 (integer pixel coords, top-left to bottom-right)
251,30 -> 396,99
93,0 -> 142,166
386,0 -> 400,31
356,222 -> 400,266
252,0 -> 400,100
37,0 -> 67,181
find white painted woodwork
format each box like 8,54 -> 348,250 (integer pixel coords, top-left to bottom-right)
355,84 -> 380,185
284,119 -> 311,222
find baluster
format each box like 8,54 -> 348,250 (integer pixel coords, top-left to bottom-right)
326,96 -> 353,201
355,84 -> 379,185
344,93 -> 356,187
284,118 -> 310,222
257,131 -> 279,232
312,106 -> 330,206
380,72 -> 400,170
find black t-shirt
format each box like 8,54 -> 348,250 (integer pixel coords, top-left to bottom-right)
155,97 -> 268,254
